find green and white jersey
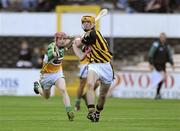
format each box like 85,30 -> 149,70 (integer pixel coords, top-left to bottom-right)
41,42 -> 65,73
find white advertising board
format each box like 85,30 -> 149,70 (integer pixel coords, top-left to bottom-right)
0,69 -> 54,96
1,69 -> 180,98
111,71 -> 180,99
1,13 -> 180,37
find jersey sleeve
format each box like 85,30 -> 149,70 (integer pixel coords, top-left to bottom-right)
47,43 -> 55,61
81,30 -> 96,45
148,41 -> 158,65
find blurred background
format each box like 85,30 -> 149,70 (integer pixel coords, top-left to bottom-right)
0,0 -> 180,99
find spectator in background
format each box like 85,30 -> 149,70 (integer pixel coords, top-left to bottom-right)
148,33 -> 174,99
16,40 -> 32,68
31,47 -> 43,68
10,0 -> 22,11
0,2 -> 1,8
21,0 -> 38,11
117,0 -> 127,9
101,0 -> 116,10
126,0 -> 146,13
145,0 -> 170,13
0,0 -> 10,10
169,0 -> 180,13
36,0 -> 55,12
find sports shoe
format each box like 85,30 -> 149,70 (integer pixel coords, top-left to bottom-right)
87,111 -> 96,122
155,94 -> 162,100
34,81 -> 40,94
95,111 -> 100,122
67,111 -> 75,121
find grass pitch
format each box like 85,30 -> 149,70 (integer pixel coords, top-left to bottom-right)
0,96 -> 180,131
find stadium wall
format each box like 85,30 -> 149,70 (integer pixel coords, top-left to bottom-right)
0,13 -> 180,37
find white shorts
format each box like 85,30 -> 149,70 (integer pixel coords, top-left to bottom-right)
88,62 -> 113,84
79,64 -> 88,79
40,70 -> 64,90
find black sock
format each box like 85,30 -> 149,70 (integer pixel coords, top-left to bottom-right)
96,105 -> 103,112
157,81 -> 163,96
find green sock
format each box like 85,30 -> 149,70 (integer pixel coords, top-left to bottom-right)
65,106 -> 72,112
75,99 -> 81,106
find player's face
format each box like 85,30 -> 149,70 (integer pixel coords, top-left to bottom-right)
160,34 -> 166,44
56,37 -> 65,47
82,21 -> 93,31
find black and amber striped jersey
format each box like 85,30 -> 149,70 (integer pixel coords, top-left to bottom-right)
81,29 -> 113,63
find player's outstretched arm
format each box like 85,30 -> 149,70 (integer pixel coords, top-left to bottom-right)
72,38 -> 88,60
61,35 -> 80,50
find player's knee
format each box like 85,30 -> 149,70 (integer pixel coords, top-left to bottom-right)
60,88 -> 66,94
87,82 -> 94,90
